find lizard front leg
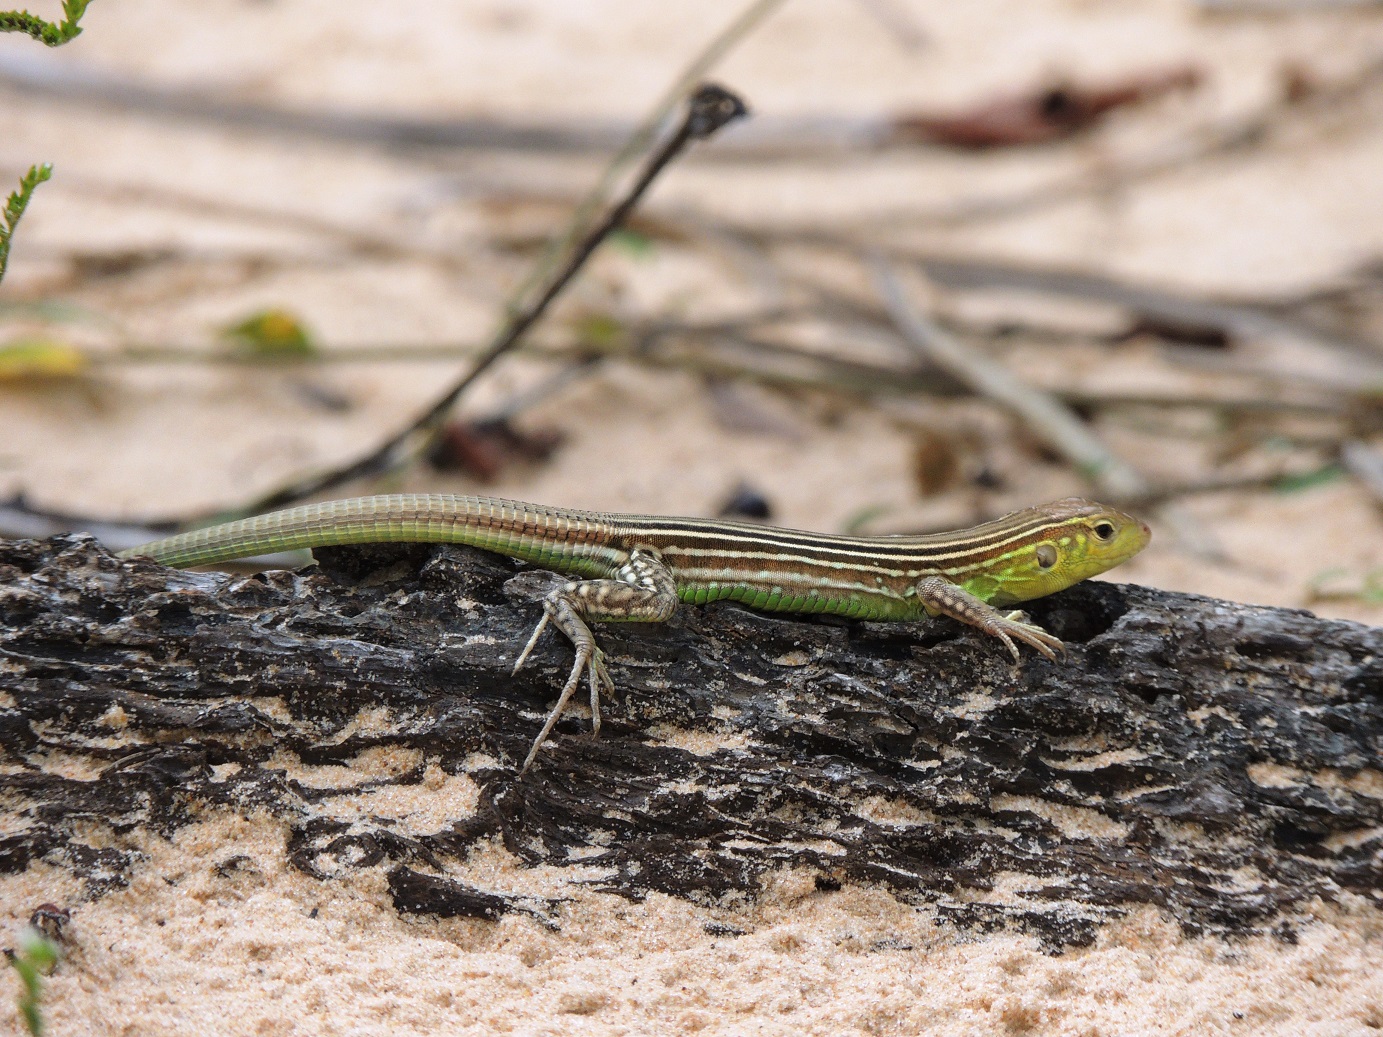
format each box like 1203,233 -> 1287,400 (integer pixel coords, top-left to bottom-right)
915,575 -> 1065,662
513,547 -> 678,771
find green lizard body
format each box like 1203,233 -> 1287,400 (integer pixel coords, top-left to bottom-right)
121,494 -> 1150,768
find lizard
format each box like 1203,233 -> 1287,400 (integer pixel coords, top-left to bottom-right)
119,493 -> 1151,769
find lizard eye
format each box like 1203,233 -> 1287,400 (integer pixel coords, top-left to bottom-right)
1036,543 -> 1058,569
1093,521 -> 1116,541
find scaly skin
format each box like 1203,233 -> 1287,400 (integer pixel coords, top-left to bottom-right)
122,494 -> 1151,769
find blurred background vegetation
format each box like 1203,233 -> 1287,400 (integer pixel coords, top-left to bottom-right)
1,0 -> 1381,621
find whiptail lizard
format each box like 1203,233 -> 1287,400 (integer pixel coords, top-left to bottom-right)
120,494 -> 1150,770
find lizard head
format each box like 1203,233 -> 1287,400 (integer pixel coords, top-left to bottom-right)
972,498 -> 1151,607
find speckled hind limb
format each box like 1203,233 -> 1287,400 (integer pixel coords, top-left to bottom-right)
915,576 -> 1065,662
513,548 -> 678,771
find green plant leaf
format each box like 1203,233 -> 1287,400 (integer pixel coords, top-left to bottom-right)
0,337 -> 89,382
840,503 -> 891,535
572,312 -> 627,350
0,0 -> 91,46
609,228 -> 654,258
9,928 -> 60,1036
1273,465 -> 1343,494
220,308 -> 318,357
1307,567 -> 1383,605
0,164 -> 53,284
0,0 -> 91,280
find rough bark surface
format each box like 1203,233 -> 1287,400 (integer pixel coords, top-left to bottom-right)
1,534 -> 1379,949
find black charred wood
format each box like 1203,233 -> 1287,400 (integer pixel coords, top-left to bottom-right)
1,534 -> 1379,949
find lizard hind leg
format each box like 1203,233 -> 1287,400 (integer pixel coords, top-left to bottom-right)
518,548 -> 678,772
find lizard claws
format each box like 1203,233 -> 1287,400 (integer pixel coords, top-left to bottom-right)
995,610 -> 1065,661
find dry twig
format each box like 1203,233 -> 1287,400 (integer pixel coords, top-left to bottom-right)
237,85 -> 746,516
870,256 -> 1149,498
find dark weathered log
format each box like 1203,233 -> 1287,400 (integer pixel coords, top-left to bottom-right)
1,534 -> 1379,948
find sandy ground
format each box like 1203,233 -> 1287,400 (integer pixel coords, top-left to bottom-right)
3,1 -> 1383,1034
3,815 -> 1382,1037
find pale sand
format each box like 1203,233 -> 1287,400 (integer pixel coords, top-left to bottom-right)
2,812 -> 1382,1037
3,1 -> 1383,1033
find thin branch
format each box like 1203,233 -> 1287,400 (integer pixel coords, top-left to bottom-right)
848,0 -> 929,49
870,255 -> 1149,498
47,317 -> 1362,419
713,217 -> 1383,367
0,48 -> 621,151
0,2 -> 781,160
503,0 -> 783,322
1118,465 -> 1341,509
238,85 -> 746,516
911,253 -> 1383,367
